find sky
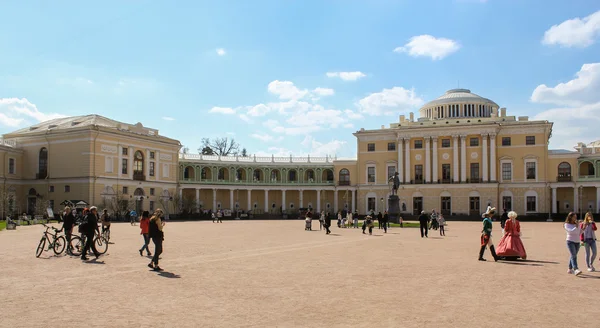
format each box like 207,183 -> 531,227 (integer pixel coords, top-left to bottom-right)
1,0 -> 599,158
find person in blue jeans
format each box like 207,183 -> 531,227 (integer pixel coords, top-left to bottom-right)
130,209 -> 137,226
581,212 -> 597,272
564,212 -> 582,276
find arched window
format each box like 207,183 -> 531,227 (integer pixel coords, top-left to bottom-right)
322,169 -> 334,182
339,169 -> 350,185
288,169 -> 297,182
201,167 -> 211,180
253,169 -> 262,181
38,148 -> 48,179
558,162 -> 571,179
133,151 -> 144,180
218,168 -> 228,180
305,169 -> 315,182
184,166 -> 195,180
236,168 -> 245,181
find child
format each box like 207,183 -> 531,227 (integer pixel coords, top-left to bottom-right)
438,214 -> 446,236
337,211 -> 342,228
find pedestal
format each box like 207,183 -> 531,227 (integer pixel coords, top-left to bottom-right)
388,195 -> 400,223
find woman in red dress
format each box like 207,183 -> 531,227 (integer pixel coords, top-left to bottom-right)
496,211 -> 527,260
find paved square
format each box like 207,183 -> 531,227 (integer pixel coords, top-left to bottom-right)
1,220 -> 598,328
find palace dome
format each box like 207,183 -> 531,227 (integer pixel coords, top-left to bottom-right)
419,89 -> 499,120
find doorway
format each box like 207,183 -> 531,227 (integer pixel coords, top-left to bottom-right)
413,197 -> 423,215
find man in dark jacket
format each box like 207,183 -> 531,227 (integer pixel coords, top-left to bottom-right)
61,206 -> 76,255
324,212 -> 332,234
382,211 -> 389,233
81,206 -> 101,260
418,211 -> 429,238
377,212 -> 383,229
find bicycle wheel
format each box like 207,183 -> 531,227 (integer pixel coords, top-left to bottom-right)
70,236 -> 83,256
95,236 -> 108,255
53,236 -> 66,255
36,238 -> 46,258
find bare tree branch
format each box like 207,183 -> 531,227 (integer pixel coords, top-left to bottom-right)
198,137 -> 240,156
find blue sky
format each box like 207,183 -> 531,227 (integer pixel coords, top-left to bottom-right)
1,0 -> 600,157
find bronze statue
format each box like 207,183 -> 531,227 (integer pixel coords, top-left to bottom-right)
389,172 -> 400,195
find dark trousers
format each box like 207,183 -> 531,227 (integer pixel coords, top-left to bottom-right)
151,236 -> 163,265
420,222 -> 428,237
65,228 -> 73,252
82,233 -> 99,258
368,226 -> 373,234
325,224 -> 331,234
378,221 -> 382,229
440,225 -> 445,236
140,234 -> 151,253
382,222 -> 388,233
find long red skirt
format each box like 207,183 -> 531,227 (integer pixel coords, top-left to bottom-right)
496,233 -> 527,259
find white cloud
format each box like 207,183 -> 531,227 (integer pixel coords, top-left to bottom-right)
357,87 -> 424,115
216,48 -> 226,56
394,35 -> 460,60
0,98 -> 66,128
531,63 -> 600,106
344,109 -> 363,120
250,133 -> 283,142
300,135 -> 346,156
312,87 -> 335,96
326,71 -> 366,81
247,103 -> 271,117
267,80 -> 308,100
239,114 -> 253,123
531,63 -> 600,149
162,116 -> 175,121
542,10 -> 600,48
209,106 -> 236,114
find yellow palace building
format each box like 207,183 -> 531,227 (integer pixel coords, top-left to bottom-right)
2,88 -> 600,219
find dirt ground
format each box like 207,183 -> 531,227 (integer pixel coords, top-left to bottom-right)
1,220 -> 598,328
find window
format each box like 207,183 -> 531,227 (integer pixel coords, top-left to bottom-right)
253,169 -> 261,181
38,147 -> 48,179
219,168 -> 226,180
64,185 -> 70,193
441,197 -> 451,215
502,162 -> 512,181
49,185 -> 54,192
133,151 -> 144,175
150,188 -> 155,196
527,196 -> 536,212
149,162 -> 155,176
339,169 -> 350,185
414,140 -> 423,149
367,197 -> 376,212
123,186 -> 128,194
367,143 -> 375,152
470,138 -> 479,147
122,159 -> 128,174
414,165 -> 423,183
306,170 -> 314,181
150,201 -> 155,212
442,164 -> 451,182
526,136 -> 535,145
367,166 -> 375,183
8,158 -> 15,174
387,165 -> 396,180
526,162 -> 536,180
502,137 -> 511,146
150,151 -> 155,159
558,162 -> 571,181
502,196 -> 512,211
470,197 -> 480,212
441,139 -> 450,148
289,170 -> 297,182
387,142 -> 396,151
122,147 -> 128,155
470,163 -> 480,182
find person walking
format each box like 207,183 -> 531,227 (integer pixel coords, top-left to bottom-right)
347,211 -> 353,228
438,214 -> 446,236
61,206 -> 76,255
430,209 -> 438,230
148,209 -> 165,271
337,211 -> 342,228
100,209 -> 111,237
564,212 -> 582,275
217,209 -> 223,223
324,212 -> 332,235
352,211 -> 358,228
381,211 -> 389,233
478,207 -> 499,262
364,215 -> 375,235
377,212 -> 383,229
580,212 -> 597,272
81,206 -> 101,261
319,211 -> 325,230
212,211 -> 216,223
139,211 -> 152,257
129,209 -> 137,226
419,211 -> 429,238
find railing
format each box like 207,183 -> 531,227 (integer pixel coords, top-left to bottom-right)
181,178 -> 336,185
0,138 -> 17,147
441,179 -> 452,184
579,175 -> 600,181
338,181 -> 351,186
133,173 -> 146,181
179,153 -> 337,163
557,176 -> 572,182
469,178 -> 481,183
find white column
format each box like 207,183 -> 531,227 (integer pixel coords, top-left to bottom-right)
230,189 -> 234,210
299,190 -> 304,208
460,135 -> 467,182
453,135 -> 459,182
178,188 -> 183,201
264,189 -> 269,213
317,190 -> 321,213
146,149 -> 150,177
156,151 -> 160,182
247,190 -> 252,211
334,190 -> 338,212
282,190 -> 286,211
490,134 -> 497,182
552,187 -> 557,213
574,187 -> 579,213
425,137 -> 431,183
118,146 -> 123,177
482,134 -> 488,182
351,190 -> 356,212
129,146 -> 134,179
432,138 -> 438,183
404,139 -> 411,183
212,189 -> 217,211
397,138 -> 404,183
195,188 -> 200,213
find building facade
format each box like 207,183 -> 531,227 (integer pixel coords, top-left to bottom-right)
1,89 -> 600,219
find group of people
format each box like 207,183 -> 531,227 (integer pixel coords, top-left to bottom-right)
418,210 -> 446,238
138,209 -> 166,271
564,212 -> 597,275
302,209 -> 395,235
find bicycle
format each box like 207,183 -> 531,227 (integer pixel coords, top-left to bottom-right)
69,230 -> 108,257
36,224 -> 66,257
101,225 -> 111,243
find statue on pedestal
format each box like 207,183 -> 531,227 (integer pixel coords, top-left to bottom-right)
389,172 -> 400,195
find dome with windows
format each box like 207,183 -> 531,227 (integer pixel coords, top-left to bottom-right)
419,89 -> 499,120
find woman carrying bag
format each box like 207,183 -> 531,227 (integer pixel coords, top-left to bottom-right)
148,209 -> 165,272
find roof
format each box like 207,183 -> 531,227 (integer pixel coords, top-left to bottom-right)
587,140 -> 600,147
420,89 -> 499,109
549,149 -> 579,155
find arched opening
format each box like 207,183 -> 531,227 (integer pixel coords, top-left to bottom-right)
235,168 -> 246,182
322,169 -> 334,183
270,169 -> 280,182
305,169 -> 315,182
201,167 -> 212,181
468,191 -> 481,216
339,169 -> 350,186
557,162 -> 572,181
133,151 -> 144,180
183,166 -> 195,180
579,161 -> 595,177
38,148 -> 48,179
288,169 -> 297,182
218,168 -> 229,181
253,169 -> 263,182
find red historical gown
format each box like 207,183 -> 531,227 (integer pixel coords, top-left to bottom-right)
496,219 -> 527,259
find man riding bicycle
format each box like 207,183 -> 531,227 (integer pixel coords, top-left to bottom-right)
101,209 -> 111,236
